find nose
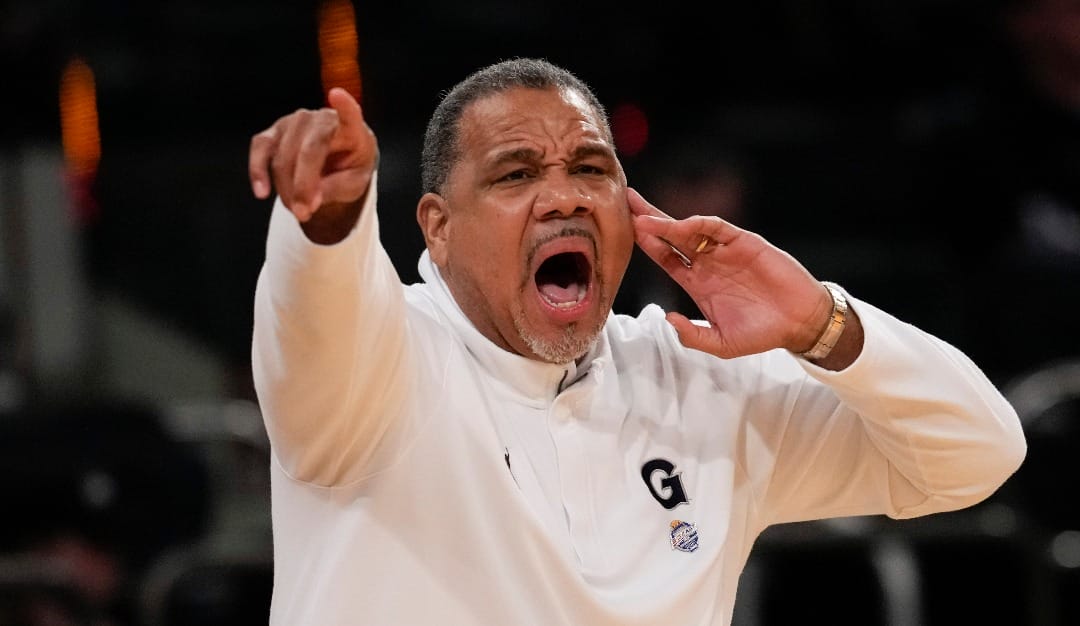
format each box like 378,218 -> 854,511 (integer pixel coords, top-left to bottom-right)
532,175 -> 593,220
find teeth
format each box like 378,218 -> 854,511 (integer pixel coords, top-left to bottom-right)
541,284 -> 586,308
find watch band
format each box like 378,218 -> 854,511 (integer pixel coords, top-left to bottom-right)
798,281 -> 848,361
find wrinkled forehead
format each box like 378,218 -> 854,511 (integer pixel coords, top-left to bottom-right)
459,86 -> 611,152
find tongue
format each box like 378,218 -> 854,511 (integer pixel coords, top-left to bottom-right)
539,282 -> 581,305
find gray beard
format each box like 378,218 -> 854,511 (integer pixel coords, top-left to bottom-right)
513,315 -> 603,364
516,234 -> 606,363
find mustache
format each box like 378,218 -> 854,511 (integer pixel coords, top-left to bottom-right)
525,227 -> 598,271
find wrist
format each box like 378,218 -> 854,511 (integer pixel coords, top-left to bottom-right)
300,197 -> 366,245
793,281 -> 848,362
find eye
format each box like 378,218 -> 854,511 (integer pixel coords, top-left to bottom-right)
573,163 -> 606,176
497,169 -> 532,183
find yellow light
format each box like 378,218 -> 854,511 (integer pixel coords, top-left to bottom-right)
318,0 -> 362,103
59,56 -> 101,179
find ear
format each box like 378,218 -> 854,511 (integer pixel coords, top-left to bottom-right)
417,192 -> 451,267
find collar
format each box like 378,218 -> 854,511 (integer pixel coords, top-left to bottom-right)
416,249 -> 609,403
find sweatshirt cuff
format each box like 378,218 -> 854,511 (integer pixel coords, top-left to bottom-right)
797,294 -> 930,392
265,172 -> 380,279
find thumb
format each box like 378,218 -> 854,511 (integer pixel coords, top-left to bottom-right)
667,312 -> 718,354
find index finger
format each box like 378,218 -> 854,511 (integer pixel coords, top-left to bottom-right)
627,187 -> 673,219
327,87 -> 363,141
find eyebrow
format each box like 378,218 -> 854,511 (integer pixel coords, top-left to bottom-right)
490,147 -> 542,169
571,143 -> 617,162
489,143 -> 616,168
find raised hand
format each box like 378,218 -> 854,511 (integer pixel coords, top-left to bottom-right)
628,187 -> 835,359
249,87 -> 378,231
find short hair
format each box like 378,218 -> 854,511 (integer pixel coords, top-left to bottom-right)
420,57 -> 612,195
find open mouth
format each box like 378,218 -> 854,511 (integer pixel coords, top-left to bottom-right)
535,251 -> 592,310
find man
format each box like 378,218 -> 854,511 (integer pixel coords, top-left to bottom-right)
248,58 -> 1026,625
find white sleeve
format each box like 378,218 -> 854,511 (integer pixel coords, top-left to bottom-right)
251,174 -> 413,486
759,295 -> 1027,524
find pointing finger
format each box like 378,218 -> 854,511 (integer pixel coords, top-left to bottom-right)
327,87 -> 362,132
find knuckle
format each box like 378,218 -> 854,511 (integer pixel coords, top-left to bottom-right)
270,155 -> 288,180
250,132 -> 272,150
298,137 -> 322,156
250,131 -> 281,165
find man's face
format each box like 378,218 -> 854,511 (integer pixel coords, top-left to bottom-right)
421,86 -> 634,363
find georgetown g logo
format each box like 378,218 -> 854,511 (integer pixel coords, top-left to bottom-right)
641,458 -> 689,509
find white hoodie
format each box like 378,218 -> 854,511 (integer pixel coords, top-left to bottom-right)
252,175 -> 1026,626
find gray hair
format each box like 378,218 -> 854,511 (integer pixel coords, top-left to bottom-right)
420,58 -> 612,195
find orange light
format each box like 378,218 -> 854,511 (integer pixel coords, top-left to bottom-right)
59,56 -> 101,179
318,0 -> 362,103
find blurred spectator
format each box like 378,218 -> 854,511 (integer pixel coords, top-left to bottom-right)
902,0 -> 1080,383
1003,0 -> 1080,264
0,400 -> 211,625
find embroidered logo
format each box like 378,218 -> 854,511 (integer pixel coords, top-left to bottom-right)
641,458 -> 689,509
669,520 -> 699,553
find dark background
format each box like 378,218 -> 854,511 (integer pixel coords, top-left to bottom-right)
5,0 -> 1078,384
2,0 -> 1079,624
